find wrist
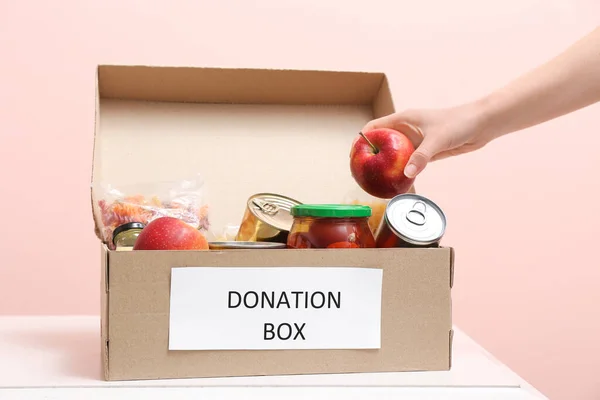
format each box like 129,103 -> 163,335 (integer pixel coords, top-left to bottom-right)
468,93 -> 504,144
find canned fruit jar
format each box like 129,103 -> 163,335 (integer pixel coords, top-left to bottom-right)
375,193 -> 446,248
287,204 -> 375,249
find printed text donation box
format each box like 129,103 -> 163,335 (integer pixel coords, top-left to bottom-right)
168,267 -> 383,350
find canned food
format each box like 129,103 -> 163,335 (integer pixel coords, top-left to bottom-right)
235,193 -> 302,243
209,241 -> 287,250
375,193 -> 446,248
112,222 -> 145,251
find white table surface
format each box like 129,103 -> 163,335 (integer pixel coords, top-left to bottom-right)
0,316 -> 547,399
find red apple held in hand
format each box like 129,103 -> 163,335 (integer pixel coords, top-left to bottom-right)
349,128 -> 415,199
133,217 -> 209,250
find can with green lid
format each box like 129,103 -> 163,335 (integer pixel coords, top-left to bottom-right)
287,204 -> 376,249
290,204 -> 372,218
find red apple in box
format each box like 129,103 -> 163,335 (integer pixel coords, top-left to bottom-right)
133,217 -> 209,250
349,128 -> 415,199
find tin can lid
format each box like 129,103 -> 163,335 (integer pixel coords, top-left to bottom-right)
385,194 -> 446,245
112,222 -> 145,244
208,241 -> 286,250
291,204 -> 372,218
248,193 -> 302,232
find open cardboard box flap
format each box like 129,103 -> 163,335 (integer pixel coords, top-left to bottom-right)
92,65 -> 453,381
91,65 -> 398,238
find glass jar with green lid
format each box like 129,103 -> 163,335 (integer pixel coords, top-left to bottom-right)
286,204 -> 375,249
112,222 -> 145,251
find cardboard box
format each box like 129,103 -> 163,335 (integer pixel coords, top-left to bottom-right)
92,65 -> 454,381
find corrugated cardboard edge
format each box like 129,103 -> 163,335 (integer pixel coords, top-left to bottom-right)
449,247 -> 455,369
372,74 -> 395,118
449,329 -> 454,370
91,67 -> 103,241
100,244 -> 109,380
97,64 -> 385,105
449,247 -> 455,289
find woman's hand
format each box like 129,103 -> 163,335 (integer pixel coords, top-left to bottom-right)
362,26 -> 600,180
361,102 -> 491,179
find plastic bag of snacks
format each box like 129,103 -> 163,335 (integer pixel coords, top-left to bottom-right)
209,223 -> 241,242
94,174 -> 210,249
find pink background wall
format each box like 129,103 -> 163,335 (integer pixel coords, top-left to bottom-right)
1,1 -> 599,398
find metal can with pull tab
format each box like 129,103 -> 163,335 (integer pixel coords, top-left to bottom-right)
235,193 -> 303,244
374,193 -> 447,248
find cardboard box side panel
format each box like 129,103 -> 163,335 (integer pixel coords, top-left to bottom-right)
100,244 -> 109,380
107,248 -> 452,290
372,75 -> 395,119
98,65 -> 384,106
109,312 -> 450,380
91,69 -> 100,184
104,248 -> 452,380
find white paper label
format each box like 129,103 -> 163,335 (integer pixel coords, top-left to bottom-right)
168,267 -> 383,350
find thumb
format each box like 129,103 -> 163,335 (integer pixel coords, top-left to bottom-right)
404,135 -> 446,178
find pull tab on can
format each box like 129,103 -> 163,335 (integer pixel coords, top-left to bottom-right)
377,193 -> 446,247
406,201 -> 427,226
252,198 -> 280,216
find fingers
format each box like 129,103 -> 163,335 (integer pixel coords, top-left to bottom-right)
362,112 -> 425,148
404,135 -> 446,178
363,110 -> 448,179
396,121 -> 425,148
430,142 -> 483,162
361,114 -> 398,133
430,149 -> 460,162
